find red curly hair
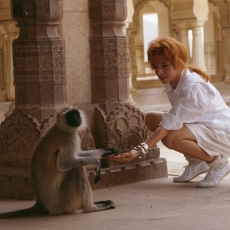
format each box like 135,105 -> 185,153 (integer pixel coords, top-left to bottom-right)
147,37 -> 210,82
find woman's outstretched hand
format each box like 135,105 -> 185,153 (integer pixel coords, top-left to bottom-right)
110,149 -> 140,163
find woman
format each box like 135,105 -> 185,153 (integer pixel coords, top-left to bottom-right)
111,37 -> 230,188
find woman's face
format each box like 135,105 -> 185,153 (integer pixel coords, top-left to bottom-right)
152,61 -> 181,89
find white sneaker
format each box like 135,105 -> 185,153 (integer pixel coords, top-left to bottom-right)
173,161 -> 209,182
197,161 -> 230,188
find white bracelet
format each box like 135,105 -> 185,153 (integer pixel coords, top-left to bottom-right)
133,142 -> 149,158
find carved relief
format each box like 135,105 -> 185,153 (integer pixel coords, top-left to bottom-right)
91,69 -> 130,78
25,56 -> 38,71
91,52 -> 129,66
89,0 -> 130,103
52,54 -> 66,69
91,41 -> 129,50
38,55 -> 53,70
11,0 -> 67,122
0,110 -> 41,166
79,128 -> 96,151
94,103 -> 149,150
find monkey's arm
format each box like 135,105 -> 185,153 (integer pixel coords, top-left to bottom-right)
78,148 -> 118,158
56,149 -> 101,184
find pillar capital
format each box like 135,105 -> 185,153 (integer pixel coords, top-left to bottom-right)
170,0 -> 209,22
89,0 -> 127,37
1,21 -> 19,34
172,21 -> 189,30
189,20 -> 206,29
11,0 -> 63,40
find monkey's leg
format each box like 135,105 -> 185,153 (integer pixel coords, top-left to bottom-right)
51,168 -> 115,214
78,168 -> 116,212
45,169 -> 83,215
50,167 -> 97,213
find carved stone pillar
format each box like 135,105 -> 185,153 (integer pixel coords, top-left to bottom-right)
89,0 -> 130,113
178,29 -> 189,53
86,0 -> 167,191
11,0 -> 67,122
222,28 -> 230,83
190,21 -> 206,71
172,21 -> 190,62
3,32 -> 18,117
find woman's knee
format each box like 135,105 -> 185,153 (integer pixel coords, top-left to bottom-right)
161,132 -> 175,150
145,112 -> 163,132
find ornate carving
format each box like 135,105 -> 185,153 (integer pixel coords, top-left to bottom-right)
91,41 -> 129,50
52,54 -> 66,69
79,128 -> 96,151
0,110 -> 41,166
91,68 -> 130,76
94,103 -> 149,150
91,53 -> 129,67
89,0 -> 130,103
11,0 -> 67,122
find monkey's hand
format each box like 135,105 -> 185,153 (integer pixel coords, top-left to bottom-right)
101,148 -> 119,158
94,160 -> 101,184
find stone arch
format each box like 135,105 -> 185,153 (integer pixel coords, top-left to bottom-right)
127,0 -> 170,89
203,3 -> 223,80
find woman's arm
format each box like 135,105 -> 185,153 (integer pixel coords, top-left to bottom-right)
110,126 -> 169,162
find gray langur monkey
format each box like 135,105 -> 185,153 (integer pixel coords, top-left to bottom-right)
0,107 -> 117,219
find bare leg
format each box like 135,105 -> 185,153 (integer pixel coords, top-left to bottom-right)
145,111 -> 164,132
145,112 -> 215,163
161,126 -> 215,163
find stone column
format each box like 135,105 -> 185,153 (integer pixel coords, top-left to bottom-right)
86,0 -> 167,190
3,32 -> 18,117
173,22 -> 190,62
0,26 -> 7,102
190,21 -> 206,70
178,29 -> 189,53
88,0 -> 130,113
11,0 -> 67,122
222,28 -> 230,83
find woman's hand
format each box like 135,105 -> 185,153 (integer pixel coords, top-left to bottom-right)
110,149 -> 140,163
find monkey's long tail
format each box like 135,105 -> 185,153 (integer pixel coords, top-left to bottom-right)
0,203 -> 48,219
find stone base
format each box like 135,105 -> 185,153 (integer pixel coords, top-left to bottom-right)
89,158 -> 168,190
0,155 -> 167,198
0,175 -> 33,199
0,104 -> 167,198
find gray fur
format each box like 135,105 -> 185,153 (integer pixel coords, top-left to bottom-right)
0,106 -> 116,219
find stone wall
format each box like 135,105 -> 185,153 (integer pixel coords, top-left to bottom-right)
62,0 -> 92,105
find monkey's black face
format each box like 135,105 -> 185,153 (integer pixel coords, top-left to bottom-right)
65,110 -> 81,127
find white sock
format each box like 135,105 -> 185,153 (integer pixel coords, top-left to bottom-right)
208,155 -> 228,170
184,155 -> 204,166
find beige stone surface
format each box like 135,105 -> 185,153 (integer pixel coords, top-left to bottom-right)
1,176 -> 230,230
62,0 -> 91,105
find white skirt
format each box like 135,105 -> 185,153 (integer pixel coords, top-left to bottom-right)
185,123 -> 230,159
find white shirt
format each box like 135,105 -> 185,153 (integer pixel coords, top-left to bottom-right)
159,69 -> 230,134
